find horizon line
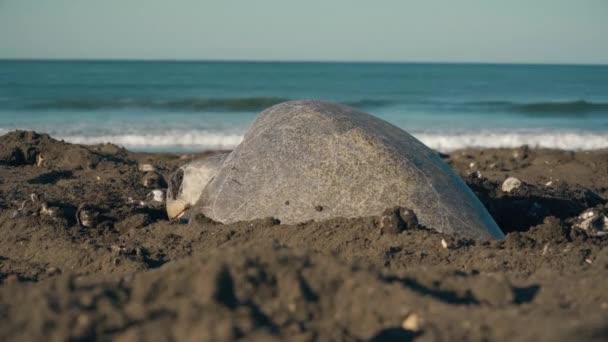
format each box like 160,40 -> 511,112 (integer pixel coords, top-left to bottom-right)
0,57 -> 607,67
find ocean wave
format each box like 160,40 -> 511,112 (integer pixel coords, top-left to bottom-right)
23,97 -> 392,112
466,100 -> 608,115
25,97 -> 290,112
37,130 -> 608,152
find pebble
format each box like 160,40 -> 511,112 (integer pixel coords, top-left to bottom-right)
46,267 -> 61,276
138,163 -> 157,172
501,177 -> 522,193
378,207 -> 418,234
147,189 -> 166,203
441,239 -> 448,249
76,204 -> 98,228
399,208 -> 418,229
470,170 -> 483,179
142,172 -> 166,188
401,313 -> 423,332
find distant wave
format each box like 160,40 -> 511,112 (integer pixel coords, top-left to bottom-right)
25,97 -> 290,112
24,97 -> 392,112
8,130 -> 603,152
22,97 -> 608,115
342,99 -> 392,108
467,100 -> 608,115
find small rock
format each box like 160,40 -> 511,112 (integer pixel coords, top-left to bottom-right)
138,163 -> 157,172
46,267 -> 61,276
40,202 -> 60,218
512,145 -> 530,159
142,172 -> 166,188
398,208 -> 418,229
441,239 -> 449,249
401,313 -> 423,332
501,177 -> 522,193
574,209 -> 608,237
146,189 -> 166,204
76,204 -> 98,228
469,162 -> 476,169
378,207 -> 417,234
469,170 -> 483,179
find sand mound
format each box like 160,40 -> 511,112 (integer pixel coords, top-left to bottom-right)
1,132 -> 607,341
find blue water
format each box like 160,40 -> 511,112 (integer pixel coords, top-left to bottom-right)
1,60 -> 608,151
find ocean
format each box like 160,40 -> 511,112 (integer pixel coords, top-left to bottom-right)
1,60 -> 607,152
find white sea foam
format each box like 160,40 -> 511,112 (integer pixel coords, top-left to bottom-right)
414,131 -> 608,152
57,131 -> 244,150
3,128 -> 608,152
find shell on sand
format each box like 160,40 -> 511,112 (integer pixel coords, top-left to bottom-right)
166,153 -> 228,219
194,100 -> 504,240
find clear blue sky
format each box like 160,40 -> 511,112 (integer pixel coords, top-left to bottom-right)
1,0 -> 607,64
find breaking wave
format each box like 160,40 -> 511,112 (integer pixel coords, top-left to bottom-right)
32,130 -> 608,152
415,131 -> 608,152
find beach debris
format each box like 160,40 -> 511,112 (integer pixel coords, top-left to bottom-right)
11,193 -> 41,218
574,209 -> 608,237
401,312 -> 423,332
441,239 -> 449,249
142,171 -> 166,188
542,243 -> 549,256
39,202 -> 63,219
501,177 -> 522,193
469,162 -> 476,169
545,181 -> 553,187
166,153 -> 229,220
35,153 -> 45,167
76,204 -> 98,228
193,100 -> 504,240
138,163 -> 157,172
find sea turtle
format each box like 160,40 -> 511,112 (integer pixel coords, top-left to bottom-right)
166,152 -> 228,219
187,100 -> 504,240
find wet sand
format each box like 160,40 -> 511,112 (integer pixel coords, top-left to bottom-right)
0,131 -> 607,341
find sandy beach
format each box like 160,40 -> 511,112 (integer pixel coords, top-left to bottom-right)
0,130 -> 607,341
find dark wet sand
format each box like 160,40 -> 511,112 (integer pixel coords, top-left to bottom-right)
0,131 -> 607,341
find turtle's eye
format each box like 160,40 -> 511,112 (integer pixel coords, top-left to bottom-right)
168,169 -> 184,200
